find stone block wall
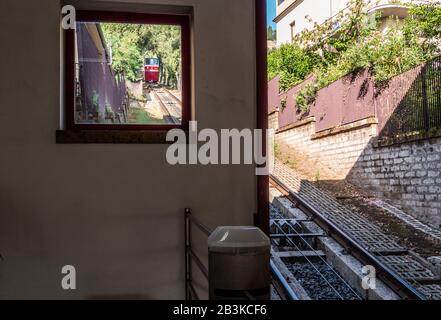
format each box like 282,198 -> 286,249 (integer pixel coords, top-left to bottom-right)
276,117 -> 377,179
274,114 -> 441,228
347,135 -> 441,228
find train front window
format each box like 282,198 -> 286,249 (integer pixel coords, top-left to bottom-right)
145,58 -> 159,66
66,11 -> 190,130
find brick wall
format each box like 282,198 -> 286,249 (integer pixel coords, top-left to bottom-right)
275,115 -> 441,228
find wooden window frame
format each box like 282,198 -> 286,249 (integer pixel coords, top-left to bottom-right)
64,10 -> 191,131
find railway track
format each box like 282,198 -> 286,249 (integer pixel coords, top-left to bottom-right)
269,166 -> 441,300
270,200 -> 362,300
151,87 -> 182,124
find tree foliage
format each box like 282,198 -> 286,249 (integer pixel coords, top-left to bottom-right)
404,1 -> 441,50
268,44 -> 320,90
102,23 -> 181,87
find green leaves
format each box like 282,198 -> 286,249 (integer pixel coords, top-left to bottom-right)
270,0 -> 440,112
101,23 -> 181,86
406,2 -> 441,39
268,44 -> 319,91
101,24 -> 143,81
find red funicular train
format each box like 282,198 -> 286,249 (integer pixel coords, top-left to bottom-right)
144,57 -> 160,83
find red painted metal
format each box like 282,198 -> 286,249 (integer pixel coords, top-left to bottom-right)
144,63 -> 160,83
277,75 -> 315,129
310,70 -> 375,132
375,65 -> 422,135
65,10 -> 191,131
273,71 -> 376,132
271,66 -> 427,134
65,29 -> 75,131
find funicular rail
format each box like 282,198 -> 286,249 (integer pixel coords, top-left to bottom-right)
269,175 -> 426,300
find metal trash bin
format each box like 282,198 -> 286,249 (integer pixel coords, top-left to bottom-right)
208,226 -> 270,300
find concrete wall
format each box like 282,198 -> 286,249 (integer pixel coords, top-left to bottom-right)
0,0 -> 258,299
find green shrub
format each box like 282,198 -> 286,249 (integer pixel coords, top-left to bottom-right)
295,25 -> 432,111
271,0 -> 441,112
268,44 -> 320,91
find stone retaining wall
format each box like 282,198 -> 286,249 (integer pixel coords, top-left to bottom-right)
274,115 -> 441,228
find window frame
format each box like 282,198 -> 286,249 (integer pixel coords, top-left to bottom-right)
290,20 -> 296,41
65,10 -> 191,131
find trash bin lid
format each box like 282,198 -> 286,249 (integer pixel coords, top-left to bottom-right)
208,226 -> 270,254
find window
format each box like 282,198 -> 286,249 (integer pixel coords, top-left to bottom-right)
64,11 -> 191,131
290,20 -> 296,41
145,58 -> 160,66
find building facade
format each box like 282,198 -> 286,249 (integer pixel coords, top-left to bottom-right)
274,0 -> 421,46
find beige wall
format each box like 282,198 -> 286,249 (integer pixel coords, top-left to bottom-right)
276,0 -> 349,45
0,0 -> 258,299
275,0 -> 417,46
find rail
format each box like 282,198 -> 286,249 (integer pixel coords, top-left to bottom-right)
152,88 -> 179,125
269,175 -> 427,300
270,260 -> 299,300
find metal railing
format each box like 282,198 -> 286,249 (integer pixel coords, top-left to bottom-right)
184,208 -> 304,301
381,56 -> 441,138
184,208 -> 212,300
270,260 -> 299,300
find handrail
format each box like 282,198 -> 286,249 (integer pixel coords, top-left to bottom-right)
188,248 -> 209,280
186,211 -> 212,236
185,208 -> 213,300
185,208 -> 301,301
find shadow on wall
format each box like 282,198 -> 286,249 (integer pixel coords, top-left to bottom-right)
346,57 -> 441,228
273,57 -> 441,228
